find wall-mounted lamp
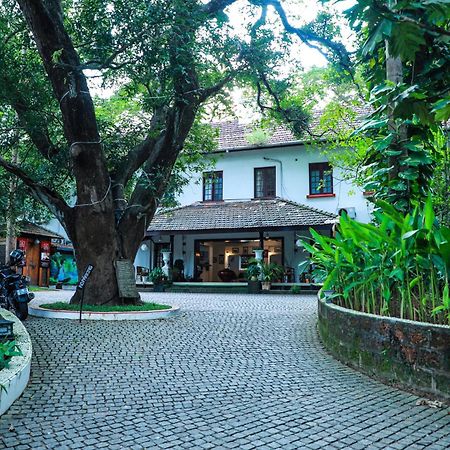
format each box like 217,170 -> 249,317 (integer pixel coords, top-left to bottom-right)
140,243 -> 149,252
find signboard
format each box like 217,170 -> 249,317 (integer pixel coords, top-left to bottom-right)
115,259 -> 139,298
40,241 -> 51,268
77,264 -> 94,290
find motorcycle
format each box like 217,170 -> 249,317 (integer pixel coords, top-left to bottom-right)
0,249 -> 35,320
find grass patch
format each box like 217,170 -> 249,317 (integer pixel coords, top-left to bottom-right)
39,302 -> 171,312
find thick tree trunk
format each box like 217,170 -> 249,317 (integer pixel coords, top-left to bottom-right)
67,208 -> 141,306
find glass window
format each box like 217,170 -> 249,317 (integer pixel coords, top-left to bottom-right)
309,162 -> 333,195
203,171 -> 223,201
254,167 -> 276,198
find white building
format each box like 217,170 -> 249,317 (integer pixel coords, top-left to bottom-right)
135,117 -> 373,283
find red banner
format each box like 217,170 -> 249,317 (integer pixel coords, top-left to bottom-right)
17,237 -> 28,250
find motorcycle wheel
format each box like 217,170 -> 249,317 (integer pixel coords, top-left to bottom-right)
15,302 -> 29,321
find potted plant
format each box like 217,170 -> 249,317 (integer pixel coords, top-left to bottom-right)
260,262 -> 284,291
149,267 -> 168,292
246,259 -> 261,293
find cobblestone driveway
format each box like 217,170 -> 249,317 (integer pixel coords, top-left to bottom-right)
1,292 -> 449,450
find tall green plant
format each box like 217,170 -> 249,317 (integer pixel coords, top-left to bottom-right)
302,198 -> 450,325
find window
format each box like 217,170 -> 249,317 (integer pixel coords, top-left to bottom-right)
309,162 -> 333,195
203,171 -> 223,201
254,166 -> 276,198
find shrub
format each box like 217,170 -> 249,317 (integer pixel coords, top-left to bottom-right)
245,259 -> 261,281
0,340 -> 21,371
290,285 -> 301,295
260,262 -> 284,282
301,197 -> 450,325
148,267 -> 168,284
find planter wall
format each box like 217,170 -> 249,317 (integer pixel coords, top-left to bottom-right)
0,309 -> 32,415
318,295 -> 450,403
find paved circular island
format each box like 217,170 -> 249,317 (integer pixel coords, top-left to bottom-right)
1,291 -> 449,449
29,300 -> 180,321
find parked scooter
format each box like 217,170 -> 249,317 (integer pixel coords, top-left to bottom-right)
0,249 -> 35,320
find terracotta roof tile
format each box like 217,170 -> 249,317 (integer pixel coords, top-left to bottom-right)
212,106 -> 371,151
19,222 -> 64,239
147,198 -> 337,234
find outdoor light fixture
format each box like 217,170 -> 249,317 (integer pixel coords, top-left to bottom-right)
0,314 -> 14,340
140,243 -> 149,252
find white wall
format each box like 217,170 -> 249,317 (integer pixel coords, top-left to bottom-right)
177,144 -> 372,223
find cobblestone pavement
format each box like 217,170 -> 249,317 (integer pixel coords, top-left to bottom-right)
1,292 -> 449,450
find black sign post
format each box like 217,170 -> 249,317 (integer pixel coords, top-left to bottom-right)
77,264 -> 94,323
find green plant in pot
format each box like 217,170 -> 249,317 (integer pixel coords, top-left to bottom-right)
260,262 -> 284,291
149,267 -> 168,292
246,259 -> 262,293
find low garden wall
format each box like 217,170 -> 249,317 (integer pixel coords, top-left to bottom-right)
318,295 -> 450,403
0,309 -> 32,415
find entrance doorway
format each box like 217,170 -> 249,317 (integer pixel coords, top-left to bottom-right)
194,237 -> 284,282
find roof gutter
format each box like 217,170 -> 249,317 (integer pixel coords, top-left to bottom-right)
263,156 -> 283,198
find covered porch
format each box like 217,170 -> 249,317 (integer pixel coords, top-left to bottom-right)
136,198 -> 337,286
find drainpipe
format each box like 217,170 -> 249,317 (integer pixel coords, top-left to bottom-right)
263,156 -> 283,197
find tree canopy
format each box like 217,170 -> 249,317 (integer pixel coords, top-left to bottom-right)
0,0 -> 351,303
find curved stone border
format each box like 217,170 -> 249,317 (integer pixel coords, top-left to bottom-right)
29,303 -> 180,321
318,293 -> 450,403
0,309 -> 32,416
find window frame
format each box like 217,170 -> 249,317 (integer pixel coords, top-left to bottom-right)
254,166 -> 276,199
308,162 -> 334,197
202,170 -> 223,202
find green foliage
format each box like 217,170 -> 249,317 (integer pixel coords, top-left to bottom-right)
245,259 -> 261,281
290,285 -> 301,295
336,0 -> 450,213
148,267 -> 168,284
0,339 -> 21,371
302,198 -> 450,325
260,262 -> 284,282
245,128 -> 271,146
39,302 -> 170,312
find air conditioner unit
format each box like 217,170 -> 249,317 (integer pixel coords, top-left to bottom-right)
337,207 -> 356,219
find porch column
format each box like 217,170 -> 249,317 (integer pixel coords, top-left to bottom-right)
169,235 -> 174,267
259,230 -> 264,250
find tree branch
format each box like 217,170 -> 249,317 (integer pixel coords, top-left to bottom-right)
198,73 -> 235,102
12,100 -> 60,159
202,0 -> 239,16
0,155 -> 70,221
265,0 -> 353,73
112,106 -> 169,187
17,0 -> 112,206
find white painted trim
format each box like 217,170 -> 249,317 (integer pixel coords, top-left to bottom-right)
0,309 -> 32,416
29,303 -> 180,321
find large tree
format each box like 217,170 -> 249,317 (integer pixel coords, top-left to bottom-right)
0,0 -> 349,304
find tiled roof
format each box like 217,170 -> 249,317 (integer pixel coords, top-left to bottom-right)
19,222 -> 64,239
212,106 -> 371,151
147,199 -> 337,234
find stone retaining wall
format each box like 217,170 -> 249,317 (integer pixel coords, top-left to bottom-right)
318,296 -> 450,403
